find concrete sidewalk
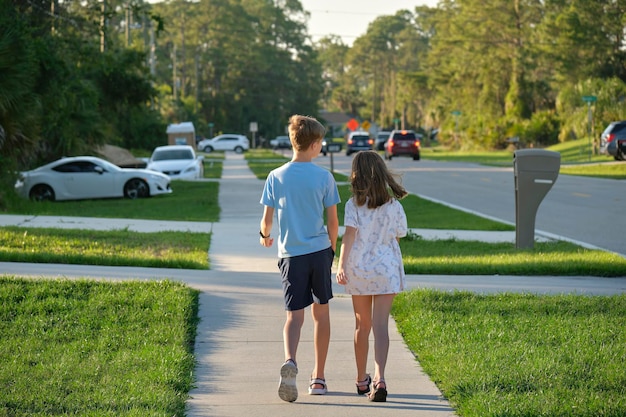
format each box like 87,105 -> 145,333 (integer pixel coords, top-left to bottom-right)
185,153 -> 457,416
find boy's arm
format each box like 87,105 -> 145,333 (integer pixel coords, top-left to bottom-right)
325,205 -> 339,253
259,205 -> 274,247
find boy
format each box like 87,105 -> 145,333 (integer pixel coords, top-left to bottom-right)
259,114 -> 340,402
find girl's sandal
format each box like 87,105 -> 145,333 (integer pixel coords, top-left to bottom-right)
356,374 -> 371,395
369,380 -> 387,402
308,377 -> 328,395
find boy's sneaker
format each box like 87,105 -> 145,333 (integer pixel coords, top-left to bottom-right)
278,360 -> 298,402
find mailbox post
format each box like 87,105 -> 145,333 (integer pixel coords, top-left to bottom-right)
326,142 -> 342,173
513,149 -> 560,249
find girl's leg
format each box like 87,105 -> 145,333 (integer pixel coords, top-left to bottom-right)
284,309 -> 305,363
352,295 -> 373,382
371,293 -> 396,385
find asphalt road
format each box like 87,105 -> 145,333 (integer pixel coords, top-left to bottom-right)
316,153 -> 625,257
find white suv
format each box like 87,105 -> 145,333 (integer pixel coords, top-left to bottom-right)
198,134 -> 250,153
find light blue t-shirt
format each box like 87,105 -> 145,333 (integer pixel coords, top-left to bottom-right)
260,161 -> 340,258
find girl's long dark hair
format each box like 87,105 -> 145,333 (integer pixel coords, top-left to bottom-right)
350,151 -> 407,208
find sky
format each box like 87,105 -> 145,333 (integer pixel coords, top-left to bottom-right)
298,0 -> 439,45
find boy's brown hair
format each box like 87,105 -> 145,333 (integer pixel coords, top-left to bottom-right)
350,150 -> 408,209
288,115 -> 325,151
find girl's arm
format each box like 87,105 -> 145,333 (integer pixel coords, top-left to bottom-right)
336,226 -> 357,285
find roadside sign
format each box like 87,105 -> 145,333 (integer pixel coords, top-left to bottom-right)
451,110 -> 462,116
327,144 -> 342,153
361,120 -> 371,131
582,95 -> 597,103
249,122 -> 258,132
347,118 -> 359,131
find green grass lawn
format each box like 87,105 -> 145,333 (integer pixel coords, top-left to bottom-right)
393,290 -> 626,417
0,277 -> 199,417
421,138 -> 626,179
2,181 -> 220,221
203,158 -> 222,178
0,227 -> 210,269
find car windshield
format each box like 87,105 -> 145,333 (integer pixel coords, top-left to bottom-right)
352,135 -> 369,141
153,149 -> 193,161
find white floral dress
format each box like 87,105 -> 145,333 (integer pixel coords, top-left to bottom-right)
343,198 -> 408,295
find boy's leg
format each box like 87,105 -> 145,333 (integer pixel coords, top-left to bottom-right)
279,309 -> 304,402
310,302 -> 330,386
352,295 -> 373,382
284,309 -> 305,362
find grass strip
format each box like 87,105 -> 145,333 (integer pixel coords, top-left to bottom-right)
337,185 -> 514,231
4,227 -> 625,275
393,290 -> 626,417
3,181 -> 220,222
202,159 -> 222,178
400,235 -> 626,277
0,227 -> 210,269
0,277 -> 199,417
559,163 -> 626,179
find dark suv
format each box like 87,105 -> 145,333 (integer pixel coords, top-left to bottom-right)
384,130 -> 421,161
346,131 -> 373,156
600,121 -> 626,161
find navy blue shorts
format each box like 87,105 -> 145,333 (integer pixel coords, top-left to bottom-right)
278,247 -> 334,311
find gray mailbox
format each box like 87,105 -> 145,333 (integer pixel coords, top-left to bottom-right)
513,149 -> 560,249
326,143 -> 342,153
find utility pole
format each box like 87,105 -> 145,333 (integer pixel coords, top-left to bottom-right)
100,0 -> 107,52
50,0 -> 56,34
125,3 -> 131,46
172,44 -> 178,101
149,24 -> 156,76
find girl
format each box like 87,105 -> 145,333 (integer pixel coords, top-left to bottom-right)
336,150 -> 408,402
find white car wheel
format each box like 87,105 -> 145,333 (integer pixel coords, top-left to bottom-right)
30,184 -> 55,202
124,179 -> 149,199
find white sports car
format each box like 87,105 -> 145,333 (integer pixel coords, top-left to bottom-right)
146,145 -> 204,180
14,156 -> 172,201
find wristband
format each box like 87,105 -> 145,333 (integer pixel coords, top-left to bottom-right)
259,230 -> 270,238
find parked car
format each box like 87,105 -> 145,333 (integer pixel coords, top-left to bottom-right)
146,145 -> 204,180
374,131 -> 391,151
197,134 -> 250,153
599,120 -> 626,161
270,135 -> 291,149
14,156 -> 172,202
384,130 -> 421,161
346,131 -> 373,156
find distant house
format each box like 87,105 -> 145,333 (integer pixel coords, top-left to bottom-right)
318,111 -> 352,138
